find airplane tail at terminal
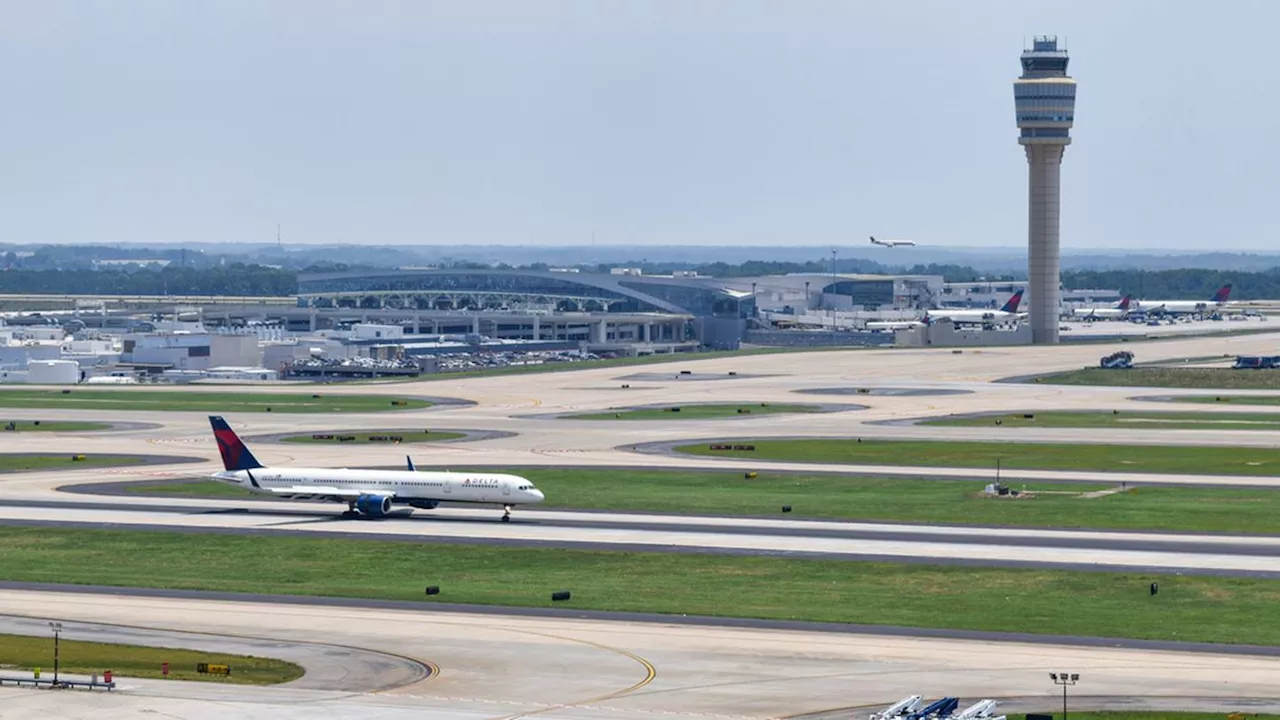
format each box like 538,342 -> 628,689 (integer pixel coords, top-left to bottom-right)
1117,295 -> 1132,310
209,416 -> 264,471
1000,290 -> 1024,314
1213,284 -> 1233,303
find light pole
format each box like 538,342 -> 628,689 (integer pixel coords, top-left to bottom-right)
1050,671 -> 1079,719
49,622 -> 62,686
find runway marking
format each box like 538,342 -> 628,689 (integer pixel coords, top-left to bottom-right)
467,624 -> 656,720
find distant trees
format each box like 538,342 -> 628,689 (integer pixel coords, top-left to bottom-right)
6,259 -> 1279,301
1062,269 -> 1280,300
0,264 -> 297,296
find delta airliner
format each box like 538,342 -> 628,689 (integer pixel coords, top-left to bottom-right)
209,416 -> 544,520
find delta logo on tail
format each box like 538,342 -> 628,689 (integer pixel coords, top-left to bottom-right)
210,416 -> 263,471
1117,295 -> 1132,310
1213,284 -> 1233,303
999,290 -> 1024,314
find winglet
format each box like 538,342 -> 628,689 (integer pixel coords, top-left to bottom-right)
244,468 -> 262,489
406,455 -> 416,472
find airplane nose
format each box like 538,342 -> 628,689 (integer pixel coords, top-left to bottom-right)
531,489 -> 545,502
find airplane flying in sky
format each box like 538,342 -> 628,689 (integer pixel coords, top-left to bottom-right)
926,290 -> 1025,325
1071,295 -> 1132,320
869,236 -> 917,247
1132,284 -> 1233,315
209,416 -> 543,521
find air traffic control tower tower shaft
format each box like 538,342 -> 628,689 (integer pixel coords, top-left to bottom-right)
1015,36 -> 1076,344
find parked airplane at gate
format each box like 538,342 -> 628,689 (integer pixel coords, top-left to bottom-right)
1132,284 -> 1233,315
926,290 -> 1025,325
208,416 -> 543,520
1071,295 -> 1132,320
870,236 -> 917,247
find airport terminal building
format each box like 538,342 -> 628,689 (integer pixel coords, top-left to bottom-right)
295,268 -> 943,350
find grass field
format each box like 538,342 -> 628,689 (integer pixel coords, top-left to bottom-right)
3,527 -> 1280,646
1,455 -> 145,473
0,420 -> 113,432
129,467 -> 1280,535
1029,367 -> 1280,389
924,410 -> 1280,431
568,403 -> 825,420
279,430 -> 466,444
0,389 -> 431,413
1183,395 -> 1280,406
126,480 -> 254,498
0,632 -> 302,684
676,438 -> 1280,475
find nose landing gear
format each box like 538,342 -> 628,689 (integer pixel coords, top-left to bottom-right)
502,505 -> 512,522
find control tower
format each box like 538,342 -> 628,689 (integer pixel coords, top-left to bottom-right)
1014,36 -> 1076,344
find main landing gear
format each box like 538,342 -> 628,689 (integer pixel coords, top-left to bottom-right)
502,505 -> 512,523
343,501 -> 358,519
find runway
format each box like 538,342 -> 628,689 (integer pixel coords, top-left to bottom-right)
3,332 -> 1280,715
3,497 -> 1280,576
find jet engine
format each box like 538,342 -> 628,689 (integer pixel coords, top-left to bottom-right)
354,494 -> 393,518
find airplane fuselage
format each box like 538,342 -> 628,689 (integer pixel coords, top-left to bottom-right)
931,310 -> 1022,324
1132,300 -> 1218,314
211,467 -> 544,506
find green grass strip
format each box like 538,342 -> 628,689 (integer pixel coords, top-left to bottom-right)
924,410 -> 1280,431
0,455 -> 144,473
0,389 -> 430,413
1028,367 -> 1280,389
676,438 -> 1280,475
0,421 -> 112,432
0,632 -> 302,684
2,527 -> 1280,646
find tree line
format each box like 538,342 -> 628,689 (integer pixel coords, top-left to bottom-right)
0,265 -> 298,296
3,263 -> 1280,300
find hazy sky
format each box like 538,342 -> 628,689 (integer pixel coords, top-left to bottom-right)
2,1 -> 1276,249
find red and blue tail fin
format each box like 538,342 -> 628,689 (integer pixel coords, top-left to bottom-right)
209,416 -> 263,471
1117,295 -> 1132,310
1212,284 -> 1232,303
1000,290 -> 1024,314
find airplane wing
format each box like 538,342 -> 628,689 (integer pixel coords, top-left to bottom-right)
263,486 -> 400,503
244,471 -> 395,501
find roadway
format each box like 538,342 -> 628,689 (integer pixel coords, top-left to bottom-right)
3,331 -> 1280,715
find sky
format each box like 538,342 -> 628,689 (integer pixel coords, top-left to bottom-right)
1,1 -> 1276,250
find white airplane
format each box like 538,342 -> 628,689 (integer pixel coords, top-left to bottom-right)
1071,295 -> 1132,320
209,416 -> 544,521
865,319 -> 926,331
869,236 -> 916,247
927,290 -> 1025,324
1132,284 -> 1233,315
